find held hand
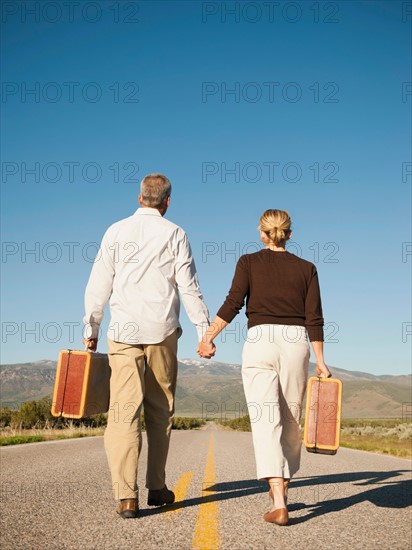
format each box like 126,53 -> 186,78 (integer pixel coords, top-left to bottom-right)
316,361 -> 331,378
197,340 -> 216,359
83,338 -> 98,352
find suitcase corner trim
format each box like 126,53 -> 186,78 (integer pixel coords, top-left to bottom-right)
51,349 -> 66,417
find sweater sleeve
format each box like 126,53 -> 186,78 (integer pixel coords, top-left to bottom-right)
216,255 -> 249,323
305,266 -> 324,342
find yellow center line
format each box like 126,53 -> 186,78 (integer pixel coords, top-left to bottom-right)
165,471 -> 194,517
192,433 -> 219,550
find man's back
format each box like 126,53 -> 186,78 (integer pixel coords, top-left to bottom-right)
84,207 -> 209,345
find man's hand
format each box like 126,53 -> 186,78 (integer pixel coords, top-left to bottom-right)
83,338 -> 98,352
197,340 -> 216,359
316,361 -> 332,378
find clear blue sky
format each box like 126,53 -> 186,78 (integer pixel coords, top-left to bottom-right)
1,0 -> 411,375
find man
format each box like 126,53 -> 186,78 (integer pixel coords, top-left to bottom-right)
83,174 -> 214,518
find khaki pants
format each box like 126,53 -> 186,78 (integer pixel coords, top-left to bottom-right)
242,324 -> 310,480
104,330 -> 178,500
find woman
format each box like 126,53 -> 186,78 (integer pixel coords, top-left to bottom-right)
198,209 -> 331,526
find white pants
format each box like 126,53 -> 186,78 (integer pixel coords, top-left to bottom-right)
242,324 -> 310,480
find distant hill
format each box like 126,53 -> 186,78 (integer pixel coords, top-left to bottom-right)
0,360 -> 57,407
1,359 -> 410,419
176,360 -> 411,419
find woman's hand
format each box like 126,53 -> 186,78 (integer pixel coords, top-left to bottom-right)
197,316 -> 228,359
316,361 -> 331,378
197,340 -> 216,359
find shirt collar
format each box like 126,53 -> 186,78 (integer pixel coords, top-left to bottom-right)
134,207 -> 162,217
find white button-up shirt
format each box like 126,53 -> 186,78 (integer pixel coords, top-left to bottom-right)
83,208 -> 210,344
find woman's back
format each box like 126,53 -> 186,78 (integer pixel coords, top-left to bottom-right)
217,248 -> 324,342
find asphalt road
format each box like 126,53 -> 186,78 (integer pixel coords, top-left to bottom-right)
1,424 -> 411,550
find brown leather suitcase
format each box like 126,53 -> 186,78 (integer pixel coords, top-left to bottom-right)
303,376 -> 343,455
51,350 -> 110,419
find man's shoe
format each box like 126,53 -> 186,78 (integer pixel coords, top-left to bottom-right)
147,486 -> 175,506
116,499 -> 139,519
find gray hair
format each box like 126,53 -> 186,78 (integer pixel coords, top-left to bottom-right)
140,173 -> 171,208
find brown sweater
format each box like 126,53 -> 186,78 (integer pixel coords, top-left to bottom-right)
216,249 -> 324,342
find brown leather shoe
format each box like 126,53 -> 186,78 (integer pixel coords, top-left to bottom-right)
116,499 -> 139,519
147,485 -> 175,506
264,507 -> 289,526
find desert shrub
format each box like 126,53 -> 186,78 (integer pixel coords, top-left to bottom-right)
0,407 -> 13,428
11,396 -> 55,429
3,400 -> 210,432
0,435 -> 45,446
384,424 -> 412,440
1,397 -> 108,429
341,418 -> 410,429
218,415 -> 251,431
172,417 -> 205,430
341,422 -> 412,440
76,413 -> 107,428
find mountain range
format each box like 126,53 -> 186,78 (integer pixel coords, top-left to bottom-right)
1,359 -> 410,419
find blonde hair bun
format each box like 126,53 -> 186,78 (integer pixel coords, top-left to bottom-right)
260,209 -> 291,246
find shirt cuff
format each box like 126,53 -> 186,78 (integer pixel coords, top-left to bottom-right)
196,321 -> 210,342
83,322 -> 100,340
